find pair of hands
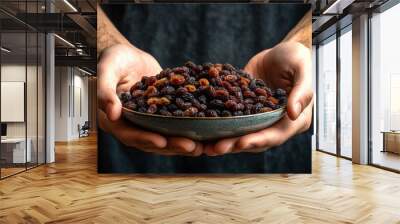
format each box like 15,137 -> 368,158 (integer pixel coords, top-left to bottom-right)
98,42 -> 313,156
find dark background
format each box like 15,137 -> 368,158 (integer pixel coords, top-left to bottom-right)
99,3 -> 312,173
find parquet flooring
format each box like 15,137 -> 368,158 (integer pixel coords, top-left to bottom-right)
1,134 -> 400,223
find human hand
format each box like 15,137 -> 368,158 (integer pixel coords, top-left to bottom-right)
98,44 -> 202,156
204,42 -> 313,156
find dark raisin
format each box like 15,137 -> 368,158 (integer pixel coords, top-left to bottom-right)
181,93 -> 194,102
160,86 -> 175,95
221,110 -> 232,117
233,111 -> 243,116
172,110 -> 184,117
205,109 -> 218,117
209,99 -> 225,109
159,109 -> 172,116
124,101 -> 137,110
119,92 -> 132,102
275,88 -> 286,97
224,100 -> 237,111
198,95 -> 207,104
167,104 -> 178,111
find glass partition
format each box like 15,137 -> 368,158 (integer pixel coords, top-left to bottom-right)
339,27 -> 352,158
317,35 -> 337,155
0,1 -> 46,179
370,3 -> 400,171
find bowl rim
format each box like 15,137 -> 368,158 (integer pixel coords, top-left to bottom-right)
122,105 -> 286,120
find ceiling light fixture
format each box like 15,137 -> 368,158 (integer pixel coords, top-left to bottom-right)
1,47 -> 11,53
78,67 -> 93,76
322,0 -> 355,15
54,34 -> 75,48
63,0 -> 78,12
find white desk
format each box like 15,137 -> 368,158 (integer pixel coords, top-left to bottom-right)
1,138 -> 31,163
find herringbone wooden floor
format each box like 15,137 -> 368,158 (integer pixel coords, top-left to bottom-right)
1,135 -> 400,224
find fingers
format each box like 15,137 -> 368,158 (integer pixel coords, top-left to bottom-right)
287,84 -> 313,120
206,137 -> 239,156
167,137 -> 197,154
287,44 -> 313,120
97,55 -> 122,121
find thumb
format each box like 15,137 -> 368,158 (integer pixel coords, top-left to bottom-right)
287,83 -> 313,121
97,62 -> 122,122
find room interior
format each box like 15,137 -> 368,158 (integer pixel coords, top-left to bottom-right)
0,0 -> 400,223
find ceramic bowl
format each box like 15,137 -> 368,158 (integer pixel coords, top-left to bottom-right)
122,106 -> 286,141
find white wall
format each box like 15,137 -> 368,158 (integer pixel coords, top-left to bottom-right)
54,66 -> 89,141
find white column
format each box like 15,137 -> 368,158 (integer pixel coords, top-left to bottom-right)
46,0 -> 55,163
352,14 -> 369,164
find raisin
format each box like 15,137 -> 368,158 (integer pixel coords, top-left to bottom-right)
199,78 -> 210,86
233,111 -> 243,116
146,76 -> 157,86
198,95 -> 207,104
176,87 -> 188,96
224,100 -> 237,111
132,90 -> 144,98
144,86 -> 158,97
154,77 -> 168,87
125,101 -> 137,110
181,93 -> 194,102
183,107 -> 198,117
255,88 -> 268,96
131,82 -> 145,91
243,91 -> 256,98
172,110 -> 184,117
221,110 -> 232,117
160,86 -> 175,95
208,67 -> 220,77
260,107 -> 273,113
205,109 -> 218,117
147,97 -> 159,105
122,62 -> 284,117
119,92 -> 132,102
170,74 -> 186,85
275,88 -> 286,97
223,63 -> 235,71
147,104 -> 157,114
159,110 -> 172,116
209,99 -> 225,109
167,103 -> 178,111
215,89 -> 229,101
224,74 -> 237,82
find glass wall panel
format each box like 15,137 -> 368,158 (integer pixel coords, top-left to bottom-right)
26,0 -> 39,169
371,3 -> 400,171
339,28 -> 352,158
0,7 -> 28,177
317,36 -> 337,154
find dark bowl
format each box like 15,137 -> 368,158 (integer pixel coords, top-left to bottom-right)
122,107 -> 286,141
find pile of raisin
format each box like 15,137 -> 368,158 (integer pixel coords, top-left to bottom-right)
119,62 -> 287,117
